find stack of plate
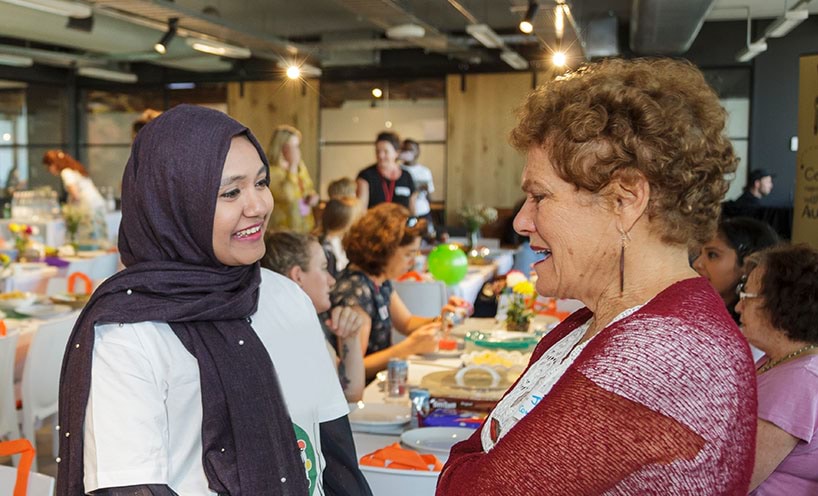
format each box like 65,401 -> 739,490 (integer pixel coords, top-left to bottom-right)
348,402 -> 411,434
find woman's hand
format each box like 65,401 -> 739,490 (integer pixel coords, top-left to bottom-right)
306,193 -> 320,207
442,295 -> 472,316
325,305 -> 366,340
405,323 -> 439,355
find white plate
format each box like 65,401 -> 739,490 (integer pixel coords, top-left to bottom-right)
400,427 -> 475,454
348,402 -> 411,427
15,303 -> 72,319
0,292 -> 37,311
417,349 -> 463,360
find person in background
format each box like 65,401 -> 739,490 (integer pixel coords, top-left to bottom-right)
356,131 -> 416,212
400,139 -> 435,236
437,58 -> 756,494
319,196 -> 357,277
692,216 -> 780,325
332,203 -> 448,380
262,231 -> 368,403
327,177 -> 357,200
131,108 -> 162,140
734,168 -> 774,206
737,245 -> 818,495
266,124 -> 319,233
42,149 -> 108,247
57,105 -> 367,496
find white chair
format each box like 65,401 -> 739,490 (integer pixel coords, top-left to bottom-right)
0,463 -> 55,495
20,315 -> 77,472
87,252 -> 120,281
393,280 -> 448,317
0,331 -> 21,444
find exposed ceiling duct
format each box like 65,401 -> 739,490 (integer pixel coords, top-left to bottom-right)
630,0 -> 717,54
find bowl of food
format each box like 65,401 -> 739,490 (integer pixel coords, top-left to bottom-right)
0,290 -> 37,311
49,292 -> 91,309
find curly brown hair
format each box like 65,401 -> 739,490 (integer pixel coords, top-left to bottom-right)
344,203 -> 425,276
510,58 -> 737,245
745,244 -> 818,344
43,150 -> 89,177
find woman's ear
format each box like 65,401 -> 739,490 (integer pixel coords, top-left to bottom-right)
288,265 -> 303,286
610,170 -> 650,233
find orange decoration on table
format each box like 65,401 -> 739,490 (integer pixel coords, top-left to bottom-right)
0,320 -> 6,337
0,438 -> 37,496
67,271 -> 93,295
438,338 -> 457,351
360,442 -> 443,471
397,271 -> 424,282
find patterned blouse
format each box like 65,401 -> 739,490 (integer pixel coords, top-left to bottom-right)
329,269 -> 393,355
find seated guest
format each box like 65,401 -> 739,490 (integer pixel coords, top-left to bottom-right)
333,203 -> 450,379
437,58 -> 755,494
319,197 -> 358,276
738,244 -> 818,495
327,177 -> 357,200
693,216 -> 779,324
263,231 -> 367,402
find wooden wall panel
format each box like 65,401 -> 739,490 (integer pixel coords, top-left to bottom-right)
445,72 -> 535,221
227,79 -> 320,180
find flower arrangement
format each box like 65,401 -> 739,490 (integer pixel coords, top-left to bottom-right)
8,223 -> 36,261
62,204 -> 84,246
504,272 -> 536,332
459,204 -> 498,232
0,253 -> 10,269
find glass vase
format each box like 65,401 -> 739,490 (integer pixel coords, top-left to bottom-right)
467,229 -> 480,251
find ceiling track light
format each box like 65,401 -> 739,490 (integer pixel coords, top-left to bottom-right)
466,23 -> 504,49
77,66 -> 137,83
735,7 -> 767,63
185,37 -> 251,59
0,0 -> 91,18
519,1 -> 538,34
0,53 -> 34,67
555,3 -> 565,39
275,60 -> 322,78
500,50 -> 528,70
764,8 -> 809,38
154,17 -> 178,55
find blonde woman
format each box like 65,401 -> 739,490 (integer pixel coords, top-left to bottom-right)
266,125 -> 319,233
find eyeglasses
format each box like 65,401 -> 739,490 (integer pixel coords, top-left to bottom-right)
738,291 -> 761,302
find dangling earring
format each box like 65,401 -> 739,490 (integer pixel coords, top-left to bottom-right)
619,229 -> 631,295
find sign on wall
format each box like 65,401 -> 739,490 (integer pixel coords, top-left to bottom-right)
793,54 -> 818,247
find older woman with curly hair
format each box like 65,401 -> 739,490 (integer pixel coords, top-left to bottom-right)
331,202 -> 454,379
736,245 -> 818,495
438,58 -> 756,494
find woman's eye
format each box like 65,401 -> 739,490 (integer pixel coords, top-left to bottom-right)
707,251 -> 718,260
256,177 -> 270,188
220,188 -> 240,199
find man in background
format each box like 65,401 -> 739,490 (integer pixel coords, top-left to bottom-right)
399,139 -> 435,237
735,168 -> 774,206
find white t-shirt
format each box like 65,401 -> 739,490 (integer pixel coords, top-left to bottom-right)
83,269 -> 348,495
61,168 -> 106,212
402,164 -> 434,216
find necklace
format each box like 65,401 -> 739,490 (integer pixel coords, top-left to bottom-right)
757,344 -> 818,374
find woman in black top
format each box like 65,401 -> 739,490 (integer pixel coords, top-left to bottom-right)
356,131 -> 416,212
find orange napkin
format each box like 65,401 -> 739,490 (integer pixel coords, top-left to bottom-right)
0,320 -> 6,337
360,442 -> 443,471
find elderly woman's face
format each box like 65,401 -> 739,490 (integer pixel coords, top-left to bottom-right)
692,234 -> 741,303
513,147 -> 619,301
212,137 -> 273,266
735,267 -> 773,350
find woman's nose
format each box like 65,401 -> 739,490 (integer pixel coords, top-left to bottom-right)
246,187 -> 272,218
513,202 -> 534,236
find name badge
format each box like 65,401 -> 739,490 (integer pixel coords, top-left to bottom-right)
378,305 -> 390,320
511,392 -> 543,421
395,186 -> 411,197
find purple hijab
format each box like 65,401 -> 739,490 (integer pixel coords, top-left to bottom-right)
57,105 -> 308,495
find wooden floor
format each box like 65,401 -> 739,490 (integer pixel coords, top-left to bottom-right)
1,421 -> 58,479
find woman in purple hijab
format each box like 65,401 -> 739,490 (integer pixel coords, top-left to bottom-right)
57,105 -> 369,496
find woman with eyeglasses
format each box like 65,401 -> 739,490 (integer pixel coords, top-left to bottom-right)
736,244 -> 818,495
692,216 -> 779,324
330,203 -> 460,379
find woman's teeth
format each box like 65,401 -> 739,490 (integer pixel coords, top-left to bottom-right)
235,225 -> 260,238
534,249 -> 552,264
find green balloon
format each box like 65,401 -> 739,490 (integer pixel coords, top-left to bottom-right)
428,243 -> 469,285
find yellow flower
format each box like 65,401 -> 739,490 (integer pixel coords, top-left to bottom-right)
0,253 -> 9,267
512,281 -> 536,297
8,223 -> 20,233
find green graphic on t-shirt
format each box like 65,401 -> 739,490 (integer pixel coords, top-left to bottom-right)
293,423 -> 318,494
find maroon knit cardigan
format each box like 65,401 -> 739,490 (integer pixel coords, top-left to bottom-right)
437,277 -> 756,495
